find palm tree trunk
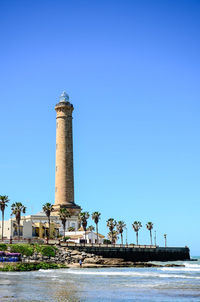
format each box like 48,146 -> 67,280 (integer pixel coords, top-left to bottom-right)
1,211 -> 4,242
136,232 -> 138,245
150,230 -> 152,245
121,233 -> 123,245
85,230 -> 86,244
63,224 -> 66,242
18,222 -> 20,241
47,217 -> 50,244
96,223 -> 99,244
111,231 -> 113,244
64,226 -> 66,241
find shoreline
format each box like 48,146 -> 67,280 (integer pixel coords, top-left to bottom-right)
0,261 -> 186,272
0,244 -> 191,272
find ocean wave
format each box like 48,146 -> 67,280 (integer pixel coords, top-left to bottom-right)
38,269 -> 56,273
65,270 -> 200,279
161,267 -> 200,272
183,262 -> 200,268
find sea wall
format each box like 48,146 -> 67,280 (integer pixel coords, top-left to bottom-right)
62,245 -> 190,261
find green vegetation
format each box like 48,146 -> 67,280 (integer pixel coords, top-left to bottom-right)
117,221 -> 126,245
11,202 -> 26,240
68,227 -> 75,231
146,222 -> 153,245
31,244 -> 57,257
0,244 -> 58,258
64,236 -> 70,241
103,239 -> 111,244
0,243 -> 7,251
9,244 -> 34,256
0,195 -> 9,241
59,208 -> 71,241
40,246 -> 56,257
42,203 -> 54,243
0,262 -> 66,272
92,211 -> 101,243
106,218 -> 117,244
79,211 -> 90,242
132,221 -> 142,245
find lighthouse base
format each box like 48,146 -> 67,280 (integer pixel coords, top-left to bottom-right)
52,203 -> 81,217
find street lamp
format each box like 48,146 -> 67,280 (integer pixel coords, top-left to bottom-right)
125,227 -> 128,246
164,234 -> 167,247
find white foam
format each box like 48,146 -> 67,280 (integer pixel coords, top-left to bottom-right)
161,267 -> 200,272
183,262 -> 200,268
38,269 -> 55,273
65,269 -> 200,279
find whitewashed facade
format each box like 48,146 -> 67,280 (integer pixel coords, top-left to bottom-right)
0,211 -> 79,240
65,230 -> 105,244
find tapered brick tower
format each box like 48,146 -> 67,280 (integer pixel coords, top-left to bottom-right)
54,92 -> 80,214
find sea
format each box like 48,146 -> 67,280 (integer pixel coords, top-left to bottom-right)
0,258 -> 200,302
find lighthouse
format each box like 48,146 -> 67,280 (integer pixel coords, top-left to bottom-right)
54,92 -> 80,214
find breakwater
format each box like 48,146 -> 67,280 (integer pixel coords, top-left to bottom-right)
59,244 -> 190,261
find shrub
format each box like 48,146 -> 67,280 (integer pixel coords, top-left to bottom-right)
33,243 -> 42,253
9,244 -> 34,256
64,236 -> 70,241
0,262 -> 64,271
40,246 -> 56,257
0,244 -> 7,251
68,227 -> 75,231
103,239 -> 111,244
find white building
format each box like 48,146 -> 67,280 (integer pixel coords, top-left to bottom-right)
0,211 -> 79,240
65,229 -> 105,244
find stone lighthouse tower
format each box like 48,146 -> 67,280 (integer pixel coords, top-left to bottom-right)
54,92 -> 80,214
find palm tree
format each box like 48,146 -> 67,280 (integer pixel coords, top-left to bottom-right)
92,211 -> 101,243
68,226 -> 75,232
108,230 -> 118,244
11,202 -> 26,241
59,207 -> 70,241
0,195 -> 9,241
79,211 -> 90,243
132,221 -> 142,245
87,225 -> 95,232
146,222 -> 153,245
42,203 -> 54,243
106,218 -> 116,244
117,221 -> 126,245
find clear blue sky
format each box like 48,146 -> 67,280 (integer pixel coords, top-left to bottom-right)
0,0 -> 199,255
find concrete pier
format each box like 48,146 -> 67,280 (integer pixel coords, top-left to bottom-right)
61,243 -> 190,261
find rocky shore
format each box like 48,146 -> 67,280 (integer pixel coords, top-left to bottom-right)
20,246 -> 184,268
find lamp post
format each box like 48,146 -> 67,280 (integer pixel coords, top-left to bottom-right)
164,234 -> 167,247
125,227 -> 128,246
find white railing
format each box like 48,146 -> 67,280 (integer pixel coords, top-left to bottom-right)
57,242 -> 157,249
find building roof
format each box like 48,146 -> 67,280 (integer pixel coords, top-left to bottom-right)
66,234 -> 84,239
65,230 -> 105,238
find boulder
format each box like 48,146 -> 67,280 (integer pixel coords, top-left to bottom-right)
83,257 -> 103,264
70,250 -> 81,256
71,254 -> 83,260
